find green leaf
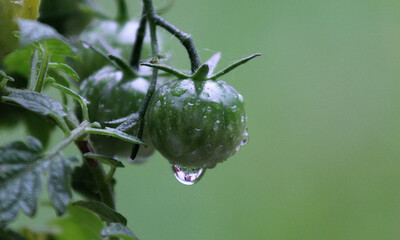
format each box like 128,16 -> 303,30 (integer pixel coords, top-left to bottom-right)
0,137 -> 79,225
48,156 -> 79,216
48,63 -> 79,81
50,205 -> 103,240
1,89 -> 68,131
83,153 -> 124,168
71,164 -> 100,201
16,19 -> 73,50
51,83 -> 89,121
101,223 -> 139,240
86,127 -> 146,145
0,228 -> 27,240
73,200 -> 127,225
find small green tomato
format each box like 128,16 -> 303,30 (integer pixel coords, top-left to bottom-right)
146,78 -> 248,169
80,65 -> 154,163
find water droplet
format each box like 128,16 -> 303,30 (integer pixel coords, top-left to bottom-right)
171,165 -> 205,185
238,94 -> 244,102
188,103 -> 194,106
82,41 -> 91,49
241,129 -> 249,145
156,100 -> 161,107
216,120 -> 220,124
171,88 -> 187,97
195,128 -> 201,132
203,115 -> 207,119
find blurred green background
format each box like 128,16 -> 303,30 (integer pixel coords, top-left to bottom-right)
3,0 -> 400,239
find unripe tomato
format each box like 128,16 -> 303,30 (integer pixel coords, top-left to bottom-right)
39,0 -> 94,36
80,65 -> 154,162
146,78 -> 248,169
0,0 -> 41,60
75,19 -> 151,80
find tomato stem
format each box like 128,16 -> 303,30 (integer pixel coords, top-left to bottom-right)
130,9 -> 147,70
128,0 -> 161,160
152,14 -> 201,73
116,0 -> 128,22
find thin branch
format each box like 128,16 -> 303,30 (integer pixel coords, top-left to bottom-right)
130,9 -> 147,70
129,0 -> 161,160
153,14 -> 201,73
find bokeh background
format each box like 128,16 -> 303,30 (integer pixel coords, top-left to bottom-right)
3,0 -> 400,239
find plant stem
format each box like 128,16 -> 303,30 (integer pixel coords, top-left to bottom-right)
76,140 -> 115,209
46,121 -> 90,158
153,14 -> 201,73
130,9 -> 147,70
34,46 -> 50,93
130,0 -> 160,160
116,0 -> 128,22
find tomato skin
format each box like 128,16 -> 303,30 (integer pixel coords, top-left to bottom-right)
146,79 -> 248,169
39,0 -> 93,36
0,0 -> 41,60
76,19 -> 151,80
80,65 -> 154,162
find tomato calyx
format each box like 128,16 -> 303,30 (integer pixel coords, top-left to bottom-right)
141,52 -> 261,82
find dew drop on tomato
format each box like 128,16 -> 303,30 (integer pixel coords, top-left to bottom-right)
171,165 -> 205,185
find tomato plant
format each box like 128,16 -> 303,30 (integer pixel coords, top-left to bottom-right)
0,0 -> 260,238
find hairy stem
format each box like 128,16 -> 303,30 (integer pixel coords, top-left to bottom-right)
34,47 -> 50,93
153,14 -> 201,73
130,9 -> 147,70
46,121 -> 90,158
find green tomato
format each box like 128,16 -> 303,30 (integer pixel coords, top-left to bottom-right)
80,65 -> 154,162
38,0 -> 94,36
0,0 -> 41,60
146,78 -> 248,170
76,19 -> 151,80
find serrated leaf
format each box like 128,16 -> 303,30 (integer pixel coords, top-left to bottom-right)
0,228 -> 27,240
50,205 -> 103,240
1,90 -> 68,129
101,223 -> 139,240
0,137 -> 80,225
83,153 -> 124,168
73,200 -> 127,225
86,127 -> 145,145
48,156 -> 79,216
48,63 -> 79,81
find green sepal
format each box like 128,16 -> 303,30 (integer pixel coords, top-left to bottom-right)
85,127 -> 145,145
209,53 -> 261,80
191,64 -> 210,81
140,62 -> 190,79
205,52 -> 221,78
